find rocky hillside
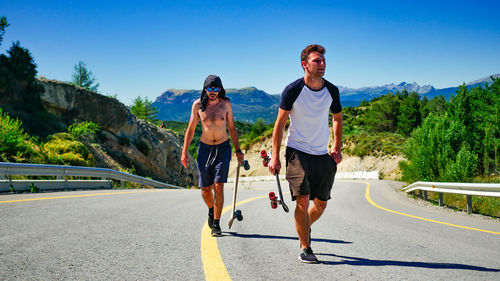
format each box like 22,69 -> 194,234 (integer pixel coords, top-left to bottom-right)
38,79 -> 198,187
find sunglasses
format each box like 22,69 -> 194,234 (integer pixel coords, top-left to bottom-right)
206,87 -> 220,92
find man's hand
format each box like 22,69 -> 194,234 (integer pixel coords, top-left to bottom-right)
236,150 -> 244,165
330,150 -> 342,164
268,156 -> 281,175
181,152 -> 189,168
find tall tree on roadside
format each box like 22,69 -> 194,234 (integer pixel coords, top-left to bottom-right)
130,96 -> 159,123
447,79 -> 499,175
0,16 -> 9,46
397,91 -> 421,136
71,61 -> 99,92
364,92 -> 400,132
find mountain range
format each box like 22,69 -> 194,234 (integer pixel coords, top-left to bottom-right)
153,74 -> 499,123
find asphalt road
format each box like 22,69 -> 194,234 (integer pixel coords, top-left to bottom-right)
1,180 -> 499,280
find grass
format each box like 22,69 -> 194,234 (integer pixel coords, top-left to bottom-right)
343,131 -> 407,157
412,190 -> 500,218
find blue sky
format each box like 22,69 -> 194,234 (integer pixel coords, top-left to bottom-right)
2,0 -> 499,105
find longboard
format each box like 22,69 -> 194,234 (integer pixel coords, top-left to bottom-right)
261,150 -> 289,213
228,160 -> 249,228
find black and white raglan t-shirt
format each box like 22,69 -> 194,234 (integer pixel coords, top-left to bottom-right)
280,78 -> 342,155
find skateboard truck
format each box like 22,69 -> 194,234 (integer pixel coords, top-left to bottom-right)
261,150 -> 289,213
269,192 -> 278,209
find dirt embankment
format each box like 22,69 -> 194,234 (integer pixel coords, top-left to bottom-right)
228,132 -> 404,180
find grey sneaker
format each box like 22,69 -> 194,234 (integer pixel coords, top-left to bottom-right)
298,247 -> 318,264
211,224 -> 222,237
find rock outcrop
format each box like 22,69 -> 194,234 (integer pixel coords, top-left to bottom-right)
39,78 -> 198,187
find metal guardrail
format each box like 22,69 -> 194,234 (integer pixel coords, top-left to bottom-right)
402,181 -> 500,213
0,162 -> 184,192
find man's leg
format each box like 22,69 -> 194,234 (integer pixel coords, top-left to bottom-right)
309,198 -> 327,225
295,194 -> 319,263
201,185 -> 214,209
295,194 -> 310,250
201,185 -> 215,228
209,182 -> 224,236
213,182 -> 224,220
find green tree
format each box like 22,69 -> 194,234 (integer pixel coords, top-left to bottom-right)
399,113 -> 473,182
363,92 -> 400,132
130,96 -> 159,122
71,61 -> 99,92
0,16 -> 9,46
447,80 -> 499,175
397,91 -> 421,136
420,95 -> 447,120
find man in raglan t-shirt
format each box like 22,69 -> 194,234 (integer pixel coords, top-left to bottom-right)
268,44 -> 343,263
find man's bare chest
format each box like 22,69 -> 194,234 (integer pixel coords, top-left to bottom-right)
199,103 -> 227,124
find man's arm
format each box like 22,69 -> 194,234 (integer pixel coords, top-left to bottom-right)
268,108 -> 290,175
226,101 -> 244,164
181,101 -> 200,168
331,112 -> 343,164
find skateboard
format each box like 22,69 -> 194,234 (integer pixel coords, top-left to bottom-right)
260,150 -> 289,213
228,159 -> 250,228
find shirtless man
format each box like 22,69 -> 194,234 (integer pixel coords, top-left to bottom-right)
181,75 -> 244,237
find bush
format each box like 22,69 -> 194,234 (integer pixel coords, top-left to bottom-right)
67,121 -> 100,139
43,133 -> 94,166
0,108 -> 29,156
0,108 -> 41,162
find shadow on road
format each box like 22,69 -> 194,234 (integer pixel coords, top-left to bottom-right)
224,232 -> 352,244
315,253 -> 500,272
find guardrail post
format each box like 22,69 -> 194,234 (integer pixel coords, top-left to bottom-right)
423,191 -> 428,201
121,180 -> 125,188
466,195 -> 473,214
439,193 -> 444,206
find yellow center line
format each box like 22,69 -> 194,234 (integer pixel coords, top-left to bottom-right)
364,182 -> 500,236
201,194 -> 268,281
0,189 -> 166,204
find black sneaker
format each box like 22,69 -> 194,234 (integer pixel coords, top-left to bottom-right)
208,213 -> 214,229
211,224 -> 222,237
298,247 -> 318,264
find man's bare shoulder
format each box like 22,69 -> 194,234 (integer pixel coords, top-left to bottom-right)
193,99 -> 202,109
221,98 -> 232,107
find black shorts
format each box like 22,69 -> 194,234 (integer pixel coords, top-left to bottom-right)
197,140 -> 232,188
285,146 -> 337,201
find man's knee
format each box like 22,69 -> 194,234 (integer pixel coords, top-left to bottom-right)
313,198 -> 327,211
201,185 -> 212,194
213,182 -> 224,195
296,195 -> 309,211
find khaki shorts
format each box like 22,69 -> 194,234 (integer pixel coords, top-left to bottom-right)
285,146 -> 337,201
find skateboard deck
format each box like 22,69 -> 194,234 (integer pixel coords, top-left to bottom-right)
228,160 -> 249,228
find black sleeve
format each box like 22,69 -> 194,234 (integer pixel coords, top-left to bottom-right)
325,81 -> 342,114
280,78 -> 304,111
